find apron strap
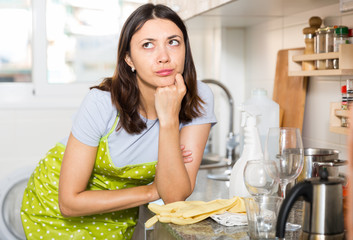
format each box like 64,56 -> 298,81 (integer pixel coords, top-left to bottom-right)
106,113 -> 120,136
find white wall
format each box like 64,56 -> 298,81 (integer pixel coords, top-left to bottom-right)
0,101 -> 81,178
189,26 -> 245,157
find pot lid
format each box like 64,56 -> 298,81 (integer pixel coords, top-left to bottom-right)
304,148 -> 339,161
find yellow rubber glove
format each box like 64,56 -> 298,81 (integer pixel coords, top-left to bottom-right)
145,197 -> 246,228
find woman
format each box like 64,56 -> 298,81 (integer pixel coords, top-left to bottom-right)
21,3 -> 216,239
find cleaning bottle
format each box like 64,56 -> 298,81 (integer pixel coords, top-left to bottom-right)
229,111 -> 263,198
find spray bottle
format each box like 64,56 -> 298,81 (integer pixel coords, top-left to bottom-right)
229,110 -> 263,198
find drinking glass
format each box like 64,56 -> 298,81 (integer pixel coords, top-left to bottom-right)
264,127 -> 304,231
243,160 -> 279,196
244,195 -> 283,239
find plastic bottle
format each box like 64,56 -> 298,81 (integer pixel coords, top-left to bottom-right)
229,111 -> 263,198
242,88 -> 279,152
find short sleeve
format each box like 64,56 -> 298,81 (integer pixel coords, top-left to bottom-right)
71,89 -> 115,146
181,80 -> 217,128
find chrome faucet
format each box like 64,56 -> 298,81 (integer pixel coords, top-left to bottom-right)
201,79 -> 238,180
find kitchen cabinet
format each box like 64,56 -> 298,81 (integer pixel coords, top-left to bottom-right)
150,0 -> 233,20
152,0 -> 340,23
184,0 -> 340,29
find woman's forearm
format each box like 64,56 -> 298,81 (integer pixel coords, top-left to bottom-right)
155,121 -> 192,203
59,134 -> 160,218
59,183 -> 159,217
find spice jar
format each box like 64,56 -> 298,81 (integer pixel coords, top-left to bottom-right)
333,26 -> 349,69
325,26 -> 335,69
315,27 -> 326,70
341,85 -> 348,127
342,85 -> 348,110
349,29 -> 353,44
347,79 -> 353,94
347,79 -> 353,109
302,16 -> 321,71
302,27 -> 316,70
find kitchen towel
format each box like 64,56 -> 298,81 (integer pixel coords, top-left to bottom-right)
145,197 -> 246,228
210,212 -> 248,226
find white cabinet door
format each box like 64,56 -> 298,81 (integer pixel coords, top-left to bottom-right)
150,0 -> 234,20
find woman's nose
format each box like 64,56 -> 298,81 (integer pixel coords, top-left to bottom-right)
157,46 -> 170,63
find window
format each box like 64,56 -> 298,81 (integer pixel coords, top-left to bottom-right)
46,0 -> 148,84
0,0 -> 148,101
0,0 -> 32,83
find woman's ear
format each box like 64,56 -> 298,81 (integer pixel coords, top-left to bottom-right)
125,54 -> 135,69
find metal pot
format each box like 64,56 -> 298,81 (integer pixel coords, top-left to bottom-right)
280,148 -> 346,197
298,148 -> 347,181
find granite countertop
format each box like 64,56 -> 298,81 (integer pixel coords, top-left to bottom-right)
143,168 -> 303,240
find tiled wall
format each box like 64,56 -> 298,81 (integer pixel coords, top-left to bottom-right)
245,3 -> 350,165
188,2 -> 351,171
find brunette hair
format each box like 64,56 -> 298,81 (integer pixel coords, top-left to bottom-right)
91,3 -> 204,133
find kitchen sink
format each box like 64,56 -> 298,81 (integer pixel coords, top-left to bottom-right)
199,153 -> 230,169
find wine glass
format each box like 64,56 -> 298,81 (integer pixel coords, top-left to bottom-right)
264,127 -> 304,230
243,160 -> 279,196
264,127 -> 304,198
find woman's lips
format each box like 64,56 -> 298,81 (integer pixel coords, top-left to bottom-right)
156,69 -> 173,77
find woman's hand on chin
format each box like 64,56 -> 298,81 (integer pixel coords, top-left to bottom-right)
154,73 -> 186,127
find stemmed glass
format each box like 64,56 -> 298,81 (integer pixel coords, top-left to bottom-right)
264,127 -> 304,230
243,160 -> 279,196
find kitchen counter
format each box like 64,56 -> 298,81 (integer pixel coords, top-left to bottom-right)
134,168 -> 303,240
150,202 -> 302,239
153,217 -> 302,239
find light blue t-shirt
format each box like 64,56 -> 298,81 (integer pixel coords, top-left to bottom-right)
60,80 -> 217,167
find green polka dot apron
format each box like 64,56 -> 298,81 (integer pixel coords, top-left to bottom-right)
21,116 -> 157,240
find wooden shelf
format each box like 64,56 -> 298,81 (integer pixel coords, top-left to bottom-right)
329,126 -> 349,135
329,102 -> 349,135
335,109 -> 350,118
289,44 -> 353,77
289,69 -> 353,76
292,52 -> 339,61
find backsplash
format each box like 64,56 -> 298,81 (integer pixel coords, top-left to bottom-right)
187,2 -> 350,169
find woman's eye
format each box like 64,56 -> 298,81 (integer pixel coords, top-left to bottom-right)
169,39 -> 179,46
143,42 -> 153,49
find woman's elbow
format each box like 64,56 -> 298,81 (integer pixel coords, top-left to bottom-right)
162,187 -> 193,204
58,195 -> 77,218
59,206 -> 72,218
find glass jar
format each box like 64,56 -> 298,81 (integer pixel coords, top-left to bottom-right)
349,29 -> 353,44
303,30 -> 315,70
333,26 -> 349,69
325,27 -> 335,69
315,27 -> 326,70
347,79 -> 353,109
347,79 -> 353,94
342,85 -> 348,110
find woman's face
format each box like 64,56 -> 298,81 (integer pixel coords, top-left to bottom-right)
125,18 -> 186,89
